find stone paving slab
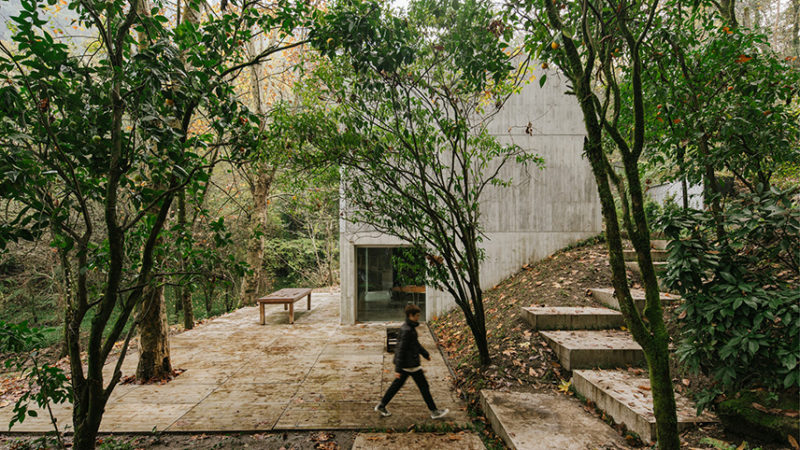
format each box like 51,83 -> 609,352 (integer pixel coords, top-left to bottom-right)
0,292 -> 469,434
540,330 -> 645,370
352,432 -> 486,449
480,390 -> 625,450
573,370 -> 718,443
589,288 -> 681,313
522,306 -> 625,330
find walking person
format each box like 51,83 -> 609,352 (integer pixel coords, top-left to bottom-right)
374,304 -> 449,419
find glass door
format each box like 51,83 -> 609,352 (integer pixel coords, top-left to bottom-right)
356,247 -> 426,322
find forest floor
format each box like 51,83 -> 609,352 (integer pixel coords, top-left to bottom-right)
428,236 -> 793,450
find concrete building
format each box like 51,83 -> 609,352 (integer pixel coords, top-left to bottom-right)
339,67 -> 602,324
646,180 -> 704,210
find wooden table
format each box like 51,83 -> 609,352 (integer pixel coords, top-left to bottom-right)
257,288 -> 312,325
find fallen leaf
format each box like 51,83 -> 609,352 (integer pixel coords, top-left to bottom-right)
788,434 -> 799,450
751,402 -> 771,414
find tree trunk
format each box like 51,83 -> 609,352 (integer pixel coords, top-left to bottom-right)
238,34 -> 272,305
622,155 -> 681,450
71,387 -> 104,450
240,170 -> 274,305
793,0 -> 799,58
539,0 -> 680,437
132,0 -> 172,383
718,0 -> 738,27
178,190 -> 194,329
136,282 -> 172,380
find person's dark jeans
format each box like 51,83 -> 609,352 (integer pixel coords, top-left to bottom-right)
380,370 -> 437,411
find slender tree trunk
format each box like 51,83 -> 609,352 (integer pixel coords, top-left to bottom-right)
677,146 -> 689,210
239,34 -> 273,305
793,0 -> 799,57
718,0 -> 738,27
539,0 -> 680,442
178,190 -> 194,329
622,155 -> 680,449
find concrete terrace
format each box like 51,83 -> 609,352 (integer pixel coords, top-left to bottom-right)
0,293 -> 468,433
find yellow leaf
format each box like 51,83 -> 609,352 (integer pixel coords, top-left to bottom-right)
558,379 -> 572,394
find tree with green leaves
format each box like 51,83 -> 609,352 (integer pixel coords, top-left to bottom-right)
290,0 -> 539,366
636,1 -> 800,425
0,0 -> 315,446
507,0 -> 680,446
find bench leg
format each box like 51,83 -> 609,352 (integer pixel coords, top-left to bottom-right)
307,293 -> 311,310
289,302 -> 294,324
259,303 -> 265,325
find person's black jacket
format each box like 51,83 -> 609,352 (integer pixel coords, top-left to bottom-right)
393,318 -> 430,371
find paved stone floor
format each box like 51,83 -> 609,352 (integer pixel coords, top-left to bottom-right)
0,293 -> 468,433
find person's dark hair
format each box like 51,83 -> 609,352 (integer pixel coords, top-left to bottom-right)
404,304 -> 422,317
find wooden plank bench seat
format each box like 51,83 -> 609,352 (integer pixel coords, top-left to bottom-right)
257,288 -> 312,325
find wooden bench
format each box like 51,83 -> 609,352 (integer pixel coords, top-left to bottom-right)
257,288 -> 312,325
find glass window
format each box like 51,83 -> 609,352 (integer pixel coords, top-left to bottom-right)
356,247 -> 426,322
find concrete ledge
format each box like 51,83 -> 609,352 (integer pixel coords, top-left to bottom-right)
588,288 -> 681,313
522,306 -> 624,330
625,261 -> 668,277
573,370 -> 718,443
623,249 -> 668,262
539,330 -> 644,371
480,390 -> 624,450
651,240 -> 669,250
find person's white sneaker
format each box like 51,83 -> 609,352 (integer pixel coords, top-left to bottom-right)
430,408 -> 449,419
374,404 -> 391,417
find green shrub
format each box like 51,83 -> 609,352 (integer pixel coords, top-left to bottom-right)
0,321 -> 72,438
658,186 -> 800,410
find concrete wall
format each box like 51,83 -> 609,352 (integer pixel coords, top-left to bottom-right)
646,181 -> 704,209
339,67 -> 602,324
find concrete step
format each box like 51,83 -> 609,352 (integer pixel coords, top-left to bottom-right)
650,239 -> 669,250
522,306 -> 625,330
572,370 -> 718,443
625,261 -> 668,276
623,249 -> 668,262
588,288 -> 681,313
480,390 -> 625,450
539,330 -> 645,371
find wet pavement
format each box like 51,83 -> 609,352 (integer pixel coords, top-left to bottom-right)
0,293 -> 468,433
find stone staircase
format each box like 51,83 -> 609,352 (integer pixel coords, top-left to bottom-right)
573,370 -> 718,442
624,241 -> 668,274
483,283 -> 716,446
588,287 -> 681,314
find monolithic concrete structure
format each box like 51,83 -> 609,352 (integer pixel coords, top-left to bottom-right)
339,67 -> 602,324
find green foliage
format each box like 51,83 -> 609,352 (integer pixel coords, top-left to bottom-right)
639,0 -> 800,189
305,0 -> 539,290
716,389 -> 798,444
97,437 -> 135,450
0,0 -> 318,444
660,186 -> 800,407
291,0 -> 541,364
0,321 -> 72,434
